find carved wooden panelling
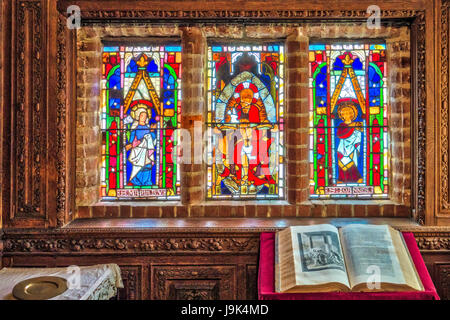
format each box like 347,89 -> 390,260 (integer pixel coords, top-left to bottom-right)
55,13 -> 68,227
413,11 -> 427,225
434,263 -> 450,300
118,265 -> 142,300
439,0 -> 450,216
171,281 -> 219,300
13,0 -> 46,218
152,265 -> 236,300
246,265 -> 258,300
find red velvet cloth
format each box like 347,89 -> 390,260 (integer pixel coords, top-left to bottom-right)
258,232 -> 440,300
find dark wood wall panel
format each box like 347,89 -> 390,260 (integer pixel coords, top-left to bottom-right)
152,265 -> 236,300
0,228 -> 447,299
13,0 -> 46,220
434,263 -> 450,299
118,265 -> 143,300
423,253 -> 450,300
4,255 -> 256,300
2,245 -> 448,300
1,0 -> 75,229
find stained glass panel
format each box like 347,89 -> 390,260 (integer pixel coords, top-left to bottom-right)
309,43 -> 389,198
101,45 -> 181,200
206,44 -> 285,199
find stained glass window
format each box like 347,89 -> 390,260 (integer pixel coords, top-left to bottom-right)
206,44 -> 285,199
100,45 -> 181,200
309,43 -> 389,198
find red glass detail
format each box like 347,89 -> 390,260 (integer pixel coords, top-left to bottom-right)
372,119 -> 381,186
317,119 -> 326,187
315,53 -> 323,63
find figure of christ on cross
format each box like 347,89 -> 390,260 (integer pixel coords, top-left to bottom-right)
217,84 -> 277,195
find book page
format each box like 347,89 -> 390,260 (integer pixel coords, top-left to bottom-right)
276,227 -> 297,292
275,232 -> 281,293
388,228 -> 424,291
340,224 -> 415,291
288,224 -> 350,291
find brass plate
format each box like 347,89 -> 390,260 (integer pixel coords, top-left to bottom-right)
12,276 -> 68,300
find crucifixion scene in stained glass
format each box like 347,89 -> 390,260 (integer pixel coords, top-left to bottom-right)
206,44 -> 285,199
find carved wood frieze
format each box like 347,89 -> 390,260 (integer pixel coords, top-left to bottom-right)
3,230 -> 449,252
416,235 -> 450,251
72,8 -> 424,21
14,0 -> 45,217
3,236 -> 260,253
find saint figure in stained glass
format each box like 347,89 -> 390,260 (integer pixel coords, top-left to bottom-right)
309,43 -> 388,199
336,101 -> 363,184
207,45 -> 285,199
125,103 -> 157,186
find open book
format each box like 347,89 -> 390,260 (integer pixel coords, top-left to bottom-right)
275,224 -> 424,293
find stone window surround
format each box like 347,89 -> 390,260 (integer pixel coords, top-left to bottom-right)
75,22 -> 411,219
